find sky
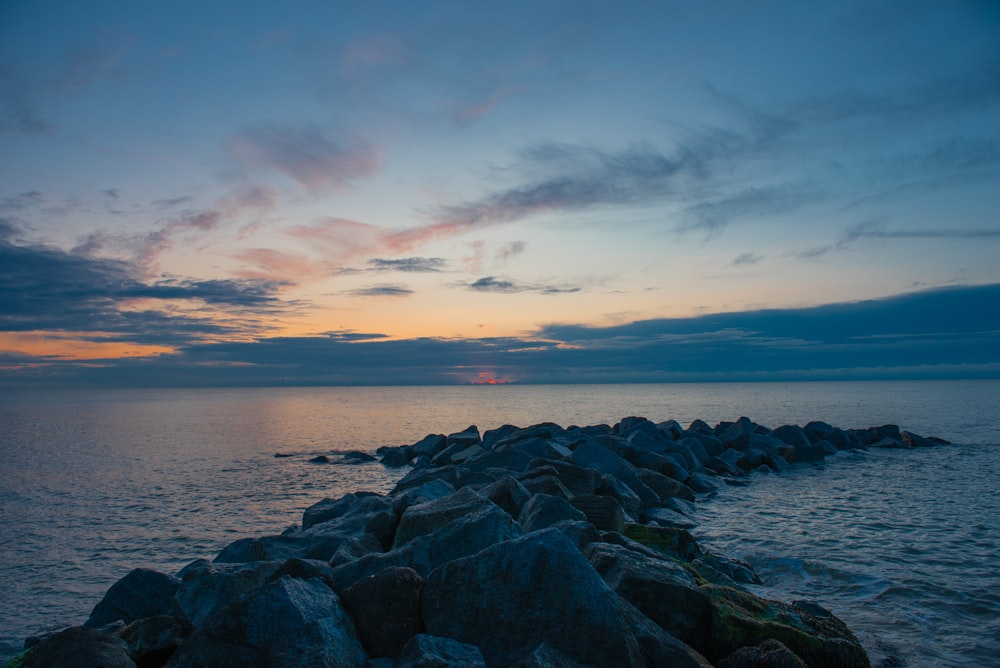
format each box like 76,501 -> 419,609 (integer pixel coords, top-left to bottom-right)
1,0 -> 999,386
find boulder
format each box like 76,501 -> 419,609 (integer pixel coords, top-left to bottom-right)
771,425 -> 811,450
585,541 -> 708,643
526,458 -> 600,496
392,487 -> 492,548
520,474 -> 574,500
518,493 -> 587,532
596,472 -> 642,517
513,642 -> 590,668
14,626 -> 136,668
339,450 -> 377,464
636,468 -> 695,502
165,575 -> 367,668
571,440 -> 660,507
173,560 -> 281,628
301,493 -> 375,531
475,475 -> 531,518
569,493 -> 626,532
214,533 -> 352,563
682,431 -> 724,456
717,638 -> 808,668
623,523 -> 702,561
792,441 -> 825,463
481,424 -> 521,449
411,434 -> 447,458
395,634 -> 486,668
421,529 -> 646,667
329,502 -> 522,590
694,585 -> 870,667
117,614 -> 193,668
85,568 -> 180,628
640,506 -> 698,530
446,426 -> 480,448
717,417 -> 755,450
340,566 -> 423,659
376,444 -> 413,467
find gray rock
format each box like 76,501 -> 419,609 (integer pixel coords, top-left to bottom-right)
85,568 -> 180,628
340,566 -> 423,659
329,502 -> 522,590
717,417 -> 755,450
526,458 -> 600,495
717,638 -> 807,668
792,440 -> 825,463
475,475 -> 531,518
585,541 -> 707,643
392,487 -> 490,549
445,425 -> 480,448
117,614 -> 193,668
596,473 -> 642,517
214,533 -> 352,563
686,471 -> 722,494
518,493 -> 587,532
569,493 -> 626,532
173,560 -> 281,628
16,626 -> 136,668
512,642 -> 590,668
481,424 -> 521,449
411,434 -> 447,458
376,444 -> 413,467
166,575 -> 366,668
421,529 -> 646,667
639,506 -> 698,530
636,468 -> 695,502
771,425 -> 811,449
571,440 -> 660,507
395,634 -> 486,668
520,474 -> 574,500
391,479 -> 457,514
682,431 -> 724,456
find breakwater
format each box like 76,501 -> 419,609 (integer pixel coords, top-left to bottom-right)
7,415 -> 947,667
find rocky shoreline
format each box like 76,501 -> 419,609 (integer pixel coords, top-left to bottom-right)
7,416 -> 948,668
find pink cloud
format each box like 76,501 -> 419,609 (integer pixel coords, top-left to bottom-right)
232,248 -> 329,283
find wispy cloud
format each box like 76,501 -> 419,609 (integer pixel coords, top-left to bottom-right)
465,276 -> 581,295
346,284 -> 414,298
227,122 -> 381,193
495,240 -> 526,264
795,219 -> 1000,259
731,252 -> 765,266
367,257 -> 446,272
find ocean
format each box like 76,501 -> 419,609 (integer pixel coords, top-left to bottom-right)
1,380 -> 998,666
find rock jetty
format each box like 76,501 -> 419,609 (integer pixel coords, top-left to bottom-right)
8,416 -> 948,668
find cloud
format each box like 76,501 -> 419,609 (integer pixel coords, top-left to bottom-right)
466,276 -> 581,295
227,123 -> 381,193
367,257 -> 447,272
678,183 -> 820,237
795,219 -> 1000,259
731,252 -> 765,266
346,284 -> 414,298
0,232 -> 293,347
495,240 -> 527,263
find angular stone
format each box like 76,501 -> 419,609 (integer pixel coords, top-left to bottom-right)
85,568 -> 180,628
526,458 -> 600,496
411,433 -> 447,458
518,493 -> 587,532
329,503 -> 522,590
421,529 -> 646,667
475,475 -> 531,518
694,585 -> 870,667
569,494 -> 625,532
16,626 -> 135,668
166,575 -> 366,668
513,642 -> 590,668
117,614 -> 193,668
392,487 -> 491,549
340,566 -> 423,659
395,634 -> 486,668
717,638 -> 808,668
586,541 -> 708,643
173,560 -> 281,628
446,425 -> 480,448
636,468 -> 695,502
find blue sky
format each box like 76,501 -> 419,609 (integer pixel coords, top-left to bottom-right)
1,1 -> 998,386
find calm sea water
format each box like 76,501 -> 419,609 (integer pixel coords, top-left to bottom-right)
1,380 -> 998,666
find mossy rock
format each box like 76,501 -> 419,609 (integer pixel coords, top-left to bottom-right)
696,585 -> 870,668
624,522 -> 702,561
